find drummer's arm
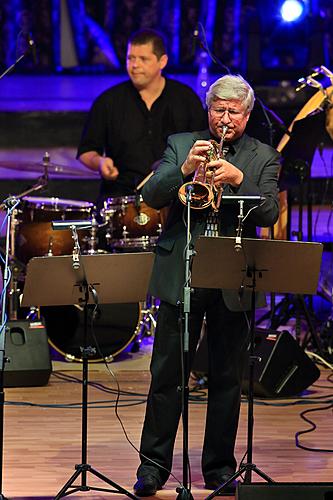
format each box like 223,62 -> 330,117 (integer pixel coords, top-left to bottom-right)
78,151 -> 119,181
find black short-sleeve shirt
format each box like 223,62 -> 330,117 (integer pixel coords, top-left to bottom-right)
77,78 -> 207,198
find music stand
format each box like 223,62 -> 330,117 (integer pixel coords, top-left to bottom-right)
263,112 -> 328,340
191,236 -> 323,499
22,252 -> 154,499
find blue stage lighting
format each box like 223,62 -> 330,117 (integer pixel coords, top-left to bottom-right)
280,0 -> 305,22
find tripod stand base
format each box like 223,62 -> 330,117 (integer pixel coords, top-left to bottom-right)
205,463 -> 274,500
54,463 -> 138,499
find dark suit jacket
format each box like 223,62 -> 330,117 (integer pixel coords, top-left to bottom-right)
142,129 -> 280,310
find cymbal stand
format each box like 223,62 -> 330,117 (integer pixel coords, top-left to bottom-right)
54,225 -> 137,499
206,267 -> 275,499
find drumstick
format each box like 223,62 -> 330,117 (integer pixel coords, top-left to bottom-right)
136,171 -> 154,191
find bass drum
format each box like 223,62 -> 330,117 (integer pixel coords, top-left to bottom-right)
42,303 -> 141,362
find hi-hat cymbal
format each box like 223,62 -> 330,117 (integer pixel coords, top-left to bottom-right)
0,160 -> 98,177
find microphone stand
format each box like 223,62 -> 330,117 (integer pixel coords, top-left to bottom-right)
176,185 -> 194,500
3,167 -> 49,320
0,172 -> 47,500
0,196 -> 20,500
0,39 -> 36,80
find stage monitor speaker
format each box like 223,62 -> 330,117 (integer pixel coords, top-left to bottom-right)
4,320 -> 52,387
242,329 -> 320,397
192,327 -> 320,397
236,482 -> 333,499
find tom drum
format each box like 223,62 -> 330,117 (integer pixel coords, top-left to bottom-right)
101,195 -> 165,250
15,196 -> 94,263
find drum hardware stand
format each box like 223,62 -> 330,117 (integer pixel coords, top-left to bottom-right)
189,235 -> 322,499
83,213 -> 100,255
131,296 -> 159,352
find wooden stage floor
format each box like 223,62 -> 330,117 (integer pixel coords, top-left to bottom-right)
2,363 -> 333,499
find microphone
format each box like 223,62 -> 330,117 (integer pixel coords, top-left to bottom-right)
43,151 -> 50,182
234,199 -> 244,252
296,70 -> 320,92
72,248 -> 80,270
295,79 -> 307,92
68,225 -> 81,270
27,34 -> 37,64
191,26 -> 200,57
0,196 -> 19,211
234,236 -> 242,253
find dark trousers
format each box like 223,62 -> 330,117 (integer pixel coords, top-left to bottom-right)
137,288 -> 249,484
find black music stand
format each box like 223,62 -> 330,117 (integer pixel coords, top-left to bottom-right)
191,236 -> 323,499
261,112 -> 329,340
21,252 -> 154,499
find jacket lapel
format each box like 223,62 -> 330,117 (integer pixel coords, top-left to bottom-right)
230,134 -> 257,172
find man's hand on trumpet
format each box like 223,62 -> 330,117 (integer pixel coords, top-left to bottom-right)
181,140 -> 212,177
206,158 -> 244,188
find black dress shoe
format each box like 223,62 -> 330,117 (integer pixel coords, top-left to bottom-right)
204,472 -> 237,495
134,474 -> 162,497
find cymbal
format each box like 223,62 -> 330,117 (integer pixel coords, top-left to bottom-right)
0,160 -> 99,177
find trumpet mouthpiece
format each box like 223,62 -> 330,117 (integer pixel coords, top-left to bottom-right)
222,125 -> 228,136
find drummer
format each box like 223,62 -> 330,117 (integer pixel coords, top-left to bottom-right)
77,28 -> 206,211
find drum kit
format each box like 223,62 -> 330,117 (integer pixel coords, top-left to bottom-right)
1,158 -> 162,362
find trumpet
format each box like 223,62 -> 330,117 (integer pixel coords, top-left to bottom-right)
178,125 -> 228,211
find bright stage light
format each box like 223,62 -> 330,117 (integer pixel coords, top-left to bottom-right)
280,0 -> 305,22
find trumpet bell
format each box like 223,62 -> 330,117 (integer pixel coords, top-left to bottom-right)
178,181 -> 214,209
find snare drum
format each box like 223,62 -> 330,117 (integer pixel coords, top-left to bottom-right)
15,196 -> 94,263
42,302 -> 141,362
101,195 -> 163,250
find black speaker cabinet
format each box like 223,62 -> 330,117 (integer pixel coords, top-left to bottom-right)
236,482 -> 333,499
192,327 -> 320,397
4,320 -> 52,387
242,329 -> 320,397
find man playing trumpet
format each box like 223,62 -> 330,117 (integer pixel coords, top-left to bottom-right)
134,74 -> 280,496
